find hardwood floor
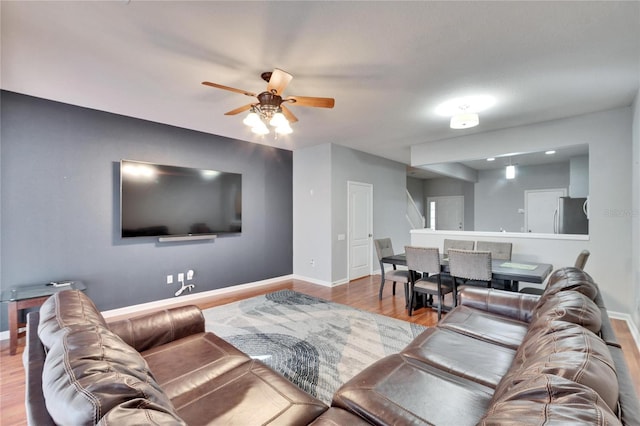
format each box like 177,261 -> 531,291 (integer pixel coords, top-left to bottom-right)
2,275 -> 639,425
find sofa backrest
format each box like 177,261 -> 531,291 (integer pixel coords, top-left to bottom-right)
488,267 -> 621,419
480,374 -> 620,425
537,267 -> 599,305
37,290 -> 183,425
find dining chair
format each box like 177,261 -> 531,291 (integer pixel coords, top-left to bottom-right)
574,249 -> 590,270
447,249 -> 492,305
443,239 -> 475,256
405,246 -> 452,320
374,238 -> 411,302
476,241 -> 512,260
476,241 -> 513,290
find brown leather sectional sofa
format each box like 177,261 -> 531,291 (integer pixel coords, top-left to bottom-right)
24,267 -> 640,425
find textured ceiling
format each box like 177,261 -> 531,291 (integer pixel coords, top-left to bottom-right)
2,1 -> 638,167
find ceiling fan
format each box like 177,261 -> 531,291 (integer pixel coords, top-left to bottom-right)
202,68 -> 335,134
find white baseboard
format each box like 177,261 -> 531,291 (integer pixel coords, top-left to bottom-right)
101,274 -> 295,320
0,275 -> 296,342
607,310 -> 640,352
291,274 -> 349,287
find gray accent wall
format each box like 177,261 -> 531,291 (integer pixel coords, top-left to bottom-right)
0,91 -> 292,329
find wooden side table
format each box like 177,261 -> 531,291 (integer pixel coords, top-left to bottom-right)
1,281 -> 86,355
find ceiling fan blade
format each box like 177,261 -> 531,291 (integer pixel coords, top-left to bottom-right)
266,68 -> 293,95
280,105 -> 298,123
285,96 -> 335,108
202,81 -> 256,97
224,103 -> 254,115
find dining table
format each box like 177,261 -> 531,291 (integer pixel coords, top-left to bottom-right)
380,253 -> 553,292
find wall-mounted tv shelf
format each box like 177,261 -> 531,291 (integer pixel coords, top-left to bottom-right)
158,234 -> 217,243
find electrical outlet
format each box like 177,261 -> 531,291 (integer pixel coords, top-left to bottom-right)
178,272 -> 185,282
187,269 -> 194,280
166,275 -> 173,285
310,259 -> 315,267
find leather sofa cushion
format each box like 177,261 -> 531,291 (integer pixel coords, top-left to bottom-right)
109,305 -> 205,352
437,305 -> 529,349
480,374 -> 621,426
173,359 -> 328,425
457,287 -> 539,323
333,354 -> 493,426
97,398 -> 187,426
308,407 -> 372,425
401,328 -> 516,388
539,267 -> 598,304
495,322 -> 618,413
38,290 -> 108,349
142,332 -> 252,405
42,323 -> 176,425
531,291 -> 602,333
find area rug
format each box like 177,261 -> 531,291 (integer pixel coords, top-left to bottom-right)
203,289 -> 426,404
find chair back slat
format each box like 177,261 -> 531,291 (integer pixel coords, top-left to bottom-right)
443,239 -> 474,255
374,238 -> 395,261
448,249 -> 492,281
405,246 -> 440,275
574,249 -> 590,270
476,241 -> 512,261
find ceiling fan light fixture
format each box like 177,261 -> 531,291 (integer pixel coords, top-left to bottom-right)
269,112 -> 288,127
243,111 -> 261,127
275,123 -> 293,135
251,122 -> 270,135
450,113 -> 479,129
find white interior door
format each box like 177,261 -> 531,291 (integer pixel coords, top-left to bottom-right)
525,188 -> 567,233
348,181 -> 373,280
427,196 -> 464,230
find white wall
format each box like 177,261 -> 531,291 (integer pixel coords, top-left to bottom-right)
474,162 -> 569,232
293,144 -> 333,284
331,144 -> 410,283
407,176 -> 425,215
411,107 -> 634,315
632,91 -> 640,329
293,143 -> 410,286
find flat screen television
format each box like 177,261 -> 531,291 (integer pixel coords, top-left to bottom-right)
120,160 -> 242,238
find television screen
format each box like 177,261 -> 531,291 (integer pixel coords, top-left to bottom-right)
120,160 -> 242,238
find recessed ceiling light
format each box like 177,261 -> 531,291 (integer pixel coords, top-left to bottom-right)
545,150 -> 556,155
435,95 -> 496,117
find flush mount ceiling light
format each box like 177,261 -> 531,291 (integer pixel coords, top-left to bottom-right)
450,109 -> 479,129
435,95 -> 496,130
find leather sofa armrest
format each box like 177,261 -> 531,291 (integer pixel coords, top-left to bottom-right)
108,305 -> 205,352
24,312 -> 56,426
458,287 -> 540,323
